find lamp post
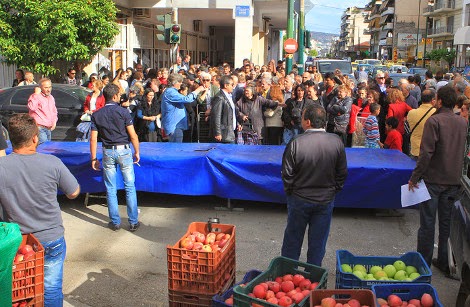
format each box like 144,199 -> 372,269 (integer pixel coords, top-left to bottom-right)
415,0 -> 421,65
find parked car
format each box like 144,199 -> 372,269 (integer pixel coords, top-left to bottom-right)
0,84 -> 90,141
388,73 -> 413,86
389,65 -> 409,73
408,67 -> 428,80
362,59 -> 382,66
315,59 -> 353,76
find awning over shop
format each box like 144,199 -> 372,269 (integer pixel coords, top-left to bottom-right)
454,26 -> 470,45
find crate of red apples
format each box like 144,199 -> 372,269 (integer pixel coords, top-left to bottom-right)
372,283 -> 443,307
12,234 -> 44,307
167,222 -> 236,294
233,256 -> 328,307
310,289 -> 376,307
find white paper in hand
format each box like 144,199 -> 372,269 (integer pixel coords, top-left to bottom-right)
401,180 -> 431,207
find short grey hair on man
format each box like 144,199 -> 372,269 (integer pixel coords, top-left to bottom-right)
200,72 -> 211,80
398,78 -> 412,91
262,76 -> 272,85
455,81 -> 466,94
284,75 -> 294,84
168,73 -> 183,86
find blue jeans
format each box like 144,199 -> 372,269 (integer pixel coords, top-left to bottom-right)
281,194 -> 334,266
38,126 -> 51,144
417,183 -> 460,267
169,128 -> 184,143
102,147 -> 139,225
42,236 -> 66,307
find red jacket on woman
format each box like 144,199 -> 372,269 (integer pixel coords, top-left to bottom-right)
83,93 -> 105,113
387,101 -> 412,135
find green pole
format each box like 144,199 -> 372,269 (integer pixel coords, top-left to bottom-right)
286,0 -> 295,73
297,0 -> 305,74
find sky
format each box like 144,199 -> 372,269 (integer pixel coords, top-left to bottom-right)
305,0 -> 370,35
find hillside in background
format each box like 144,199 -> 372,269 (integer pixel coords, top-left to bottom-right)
310,31 -> 337,44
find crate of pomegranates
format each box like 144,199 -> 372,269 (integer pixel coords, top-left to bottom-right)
233,256 -> 328,307
12,234 -> 44,307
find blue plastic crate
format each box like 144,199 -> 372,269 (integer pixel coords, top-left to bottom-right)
233,256 -> 328,307
336,250 -> 432,289
372,283 -> 443,307
212,269 -> 262,307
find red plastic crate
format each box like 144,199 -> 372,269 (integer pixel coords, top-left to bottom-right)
167,222 -> 236,294
12,234 -> 44,307
310,289 -> 377,307
169,272 -> 235,307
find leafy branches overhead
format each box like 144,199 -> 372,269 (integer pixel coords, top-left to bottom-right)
425,48 -> 456,66
0,0 -> 119,75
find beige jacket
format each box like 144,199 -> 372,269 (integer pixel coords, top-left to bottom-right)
407,104 -> 436,157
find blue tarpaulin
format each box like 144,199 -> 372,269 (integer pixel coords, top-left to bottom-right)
6,142 -> 416,208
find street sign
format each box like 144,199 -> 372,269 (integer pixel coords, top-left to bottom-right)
284,38 -> 298,54
235,5 -> 250,17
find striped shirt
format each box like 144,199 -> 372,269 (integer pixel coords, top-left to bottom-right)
363,115 -> 380,148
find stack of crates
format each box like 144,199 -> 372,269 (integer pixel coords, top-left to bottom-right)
12,234 -> 45,307
167,222 -> 236,306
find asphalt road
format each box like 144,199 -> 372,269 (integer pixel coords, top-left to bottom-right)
59,192 -> 458,307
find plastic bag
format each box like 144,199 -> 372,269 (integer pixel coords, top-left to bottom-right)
0,222 -> 22,306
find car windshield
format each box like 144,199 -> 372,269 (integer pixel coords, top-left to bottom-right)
60,86 -> 91,101
317,61 -> 352,74
364,59 -> 381,66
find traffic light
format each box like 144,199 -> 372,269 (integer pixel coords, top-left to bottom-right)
169,24 -> 181,44
156,13 -> 171,43
304,30 -> 311,49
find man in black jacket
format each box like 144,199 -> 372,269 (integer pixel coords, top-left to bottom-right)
281,104 -> 348,266
210,75 -> 241,143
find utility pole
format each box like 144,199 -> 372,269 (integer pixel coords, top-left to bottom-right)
170,7 -> 179,65
286,0 -> 295,73
415,0 -> 421,65
297,0 -> 305,74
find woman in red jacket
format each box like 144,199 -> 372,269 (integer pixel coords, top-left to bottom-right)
83,79 -> 105,115
386,88 -> 412,135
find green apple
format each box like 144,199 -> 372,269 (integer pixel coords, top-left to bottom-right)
365,274 -> 375,280
353,270 -> 364,279
379,276 -> 389,280
405,265 -> 418,275
353,264 -> 367,274
373,270 -> 388,280
341,264 -> 353,273
409,272 -> 421,280
383,264 -> 397,278
393,260 -> 406,271
369,265 -> 383,275
394,270 -> 407,281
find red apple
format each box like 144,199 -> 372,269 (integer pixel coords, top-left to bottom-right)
23,250 -> 35,261
421,293 -> 433,307
19,245 -> 33,255
267,297 -> 279,305
193,242 -> 203,250
302,289 -> 310,297
279,296 -> 293,307
321,297 -> 337,307
267,281 -> 280,293
408,299 -> 421,307
266,290 -> 275,299
187,234 -> 196,242
348,299 -> 361,307
275,276 -> 283,284
281,280 -> 295,293
299,278 -> 312,290
275,291 -> 286,299
204,233 -> 216,245
253,284 -> 267,299
282,274 -> 293,282
14,253 -> 24,264
180,238 -> 194,250
292,274 -> 305,286
201,244 -> 212,252
224,297 -> 233,305
292,292 -> 305,303
194,232 -> 205,243
310,282 -> 319,290
287,289 -> 298,298
216,233 -> 225,241
217,238 -> 229,248
387,294 -> 402,307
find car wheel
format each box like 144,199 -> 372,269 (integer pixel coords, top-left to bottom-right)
457,274 -> 470,307
1,125 -> 8,141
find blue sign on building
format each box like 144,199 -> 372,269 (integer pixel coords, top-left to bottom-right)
235,5 -> 250,18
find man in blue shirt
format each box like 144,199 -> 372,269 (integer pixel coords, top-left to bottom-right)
161,73 -> 206,142
90,84 -> 141,232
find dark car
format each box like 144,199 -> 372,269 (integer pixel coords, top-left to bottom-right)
0,84 -> 90,141
408,67 -> 428,80
449,131 -> 470,306
388,73 -> 413,87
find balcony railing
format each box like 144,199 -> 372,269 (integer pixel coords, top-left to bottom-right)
428,25 -> 454,36
383,22 -> 394,30
423,0 -> 456,15
381,7 -> 394,16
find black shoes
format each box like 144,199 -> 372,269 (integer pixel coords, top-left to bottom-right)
108,222 -> 121,231
432,258 -> 452,277
129,222 -> 140,232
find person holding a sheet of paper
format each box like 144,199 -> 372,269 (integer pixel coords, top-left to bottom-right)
408,85 -> 467,277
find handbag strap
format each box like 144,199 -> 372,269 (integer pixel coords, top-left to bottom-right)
410,107 -> 434,135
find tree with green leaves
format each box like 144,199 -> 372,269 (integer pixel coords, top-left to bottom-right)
425,48 -> 456,68
0,0 -> 119,76
308,49 -> 318,57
